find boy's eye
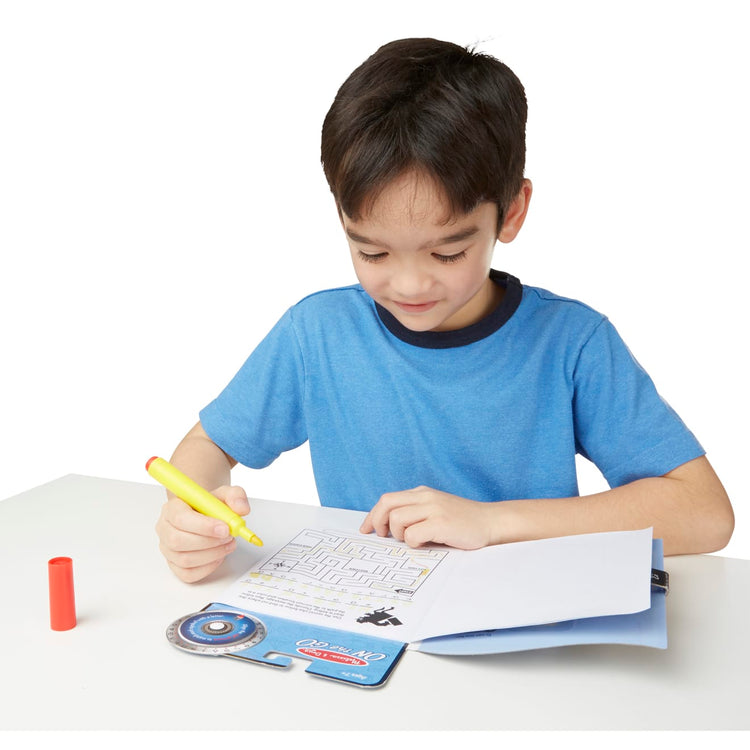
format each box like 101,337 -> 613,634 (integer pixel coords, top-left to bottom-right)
433,250 -> 467,264
357,250 -> 388,263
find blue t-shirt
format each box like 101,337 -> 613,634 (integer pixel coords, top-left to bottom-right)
200,271 -> 703,511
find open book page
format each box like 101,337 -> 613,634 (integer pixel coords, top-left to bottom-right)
218,525 -> 653,643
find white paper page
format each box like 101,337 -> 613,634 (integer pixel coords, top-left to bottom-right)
218,528 -> 458,642
218,526 -> 653,642
413,527 -> 654,641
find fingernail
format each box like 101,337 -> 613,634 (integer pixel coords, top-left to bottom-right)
214,524 -> 229,538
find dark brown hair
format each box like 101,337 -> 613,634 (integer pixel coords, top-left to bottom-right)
321,38 -> 527,227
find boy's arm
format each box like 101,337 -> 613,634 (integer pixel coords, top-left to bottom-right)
168,421 -> 237,491
155,422 -> 251,582
360,455 -> 734,555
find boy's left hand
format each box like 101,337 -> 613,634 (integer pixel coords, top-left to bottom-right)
359,486 -> 496,549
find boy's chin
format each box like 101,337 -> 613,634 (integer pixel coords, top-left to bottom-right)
378,299 -> 460,332
390,312 -> 449,333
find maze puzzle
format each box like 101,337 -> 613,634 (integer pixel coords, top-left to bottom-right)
256,529 -> 448,601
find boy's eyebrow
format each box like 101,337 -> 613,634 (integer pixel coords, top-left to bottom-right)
345,225 -> 480,250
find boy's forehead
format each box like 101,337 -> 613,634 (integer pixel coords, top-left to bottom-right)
341,174 -> 498,250
351,171 -> 465,230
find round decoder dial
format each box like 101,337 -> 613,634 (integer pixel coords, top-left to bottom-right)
166,610 -> 267,655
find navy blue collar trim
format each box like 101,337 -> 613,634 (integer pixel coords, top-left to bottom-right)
374,270 -> 522,349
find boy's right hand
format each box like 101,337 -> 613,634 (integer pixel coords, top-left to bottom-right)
155,485 -> 250,583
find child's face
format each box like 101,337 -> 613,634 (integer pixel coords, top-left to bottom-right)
341,171 -> 502,332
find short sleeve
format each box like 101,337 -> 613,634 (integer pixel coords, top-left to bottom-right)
572,318 -> 704,487
199,309 -> 308,468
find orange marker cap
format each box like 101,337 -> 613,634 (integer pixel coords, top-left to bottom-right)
48,557 -> 77,631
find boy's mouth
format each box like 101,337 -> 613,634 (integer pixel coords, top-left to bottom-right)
393,300 -> 438,314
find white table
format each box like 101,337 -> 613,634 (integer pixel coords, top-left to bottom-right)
1,475 -> 747,730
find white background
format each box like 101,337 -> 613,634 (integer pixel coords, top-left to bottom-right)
1,1 -> 747,560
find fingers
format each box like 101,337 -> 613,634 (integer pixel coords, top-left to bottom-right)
402,519 -> 441,549
379,504 -> 430,543
360,493 -> 397,537
213,485 -> 250,517
161,537 -> 237,583
359,487 -> 492,550
155,485 -> 249,583
360,487 -> 430,541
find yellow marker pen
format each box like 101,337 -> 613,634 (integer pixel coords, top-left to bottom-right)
146,456 -> 263,547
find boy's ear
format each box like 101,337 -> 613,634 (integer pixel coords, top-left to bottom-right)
498,179 -> 532,243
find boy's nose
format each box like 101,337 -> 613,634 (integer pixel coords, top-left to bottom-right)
392,266 -> 432,299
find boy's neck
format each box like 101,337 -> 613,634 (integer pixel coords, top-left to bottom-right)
433,274 -> 506,332
373,271 -> 522,350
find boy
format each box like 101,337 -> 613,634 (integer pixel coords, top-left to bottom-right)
155,38 -> 733,583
